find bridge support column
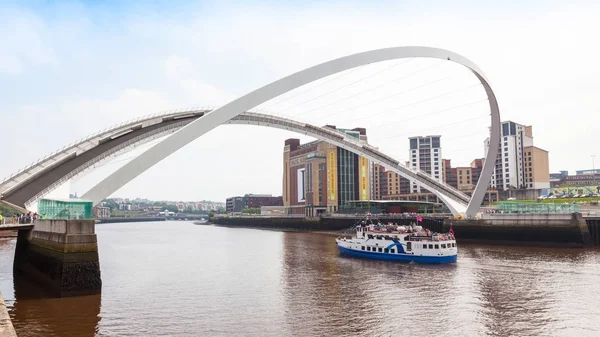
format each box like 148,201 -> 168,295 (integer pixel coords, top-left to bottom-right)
13,220 -> 101,297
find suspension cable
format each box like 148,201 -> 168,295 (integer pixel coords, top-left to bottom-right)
292,60 -> 447,121
274,59 -> 413,117
347,83 -> 482,124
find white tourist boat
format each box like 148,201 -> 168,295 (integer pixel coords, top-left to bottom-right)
335,221 -> 458,264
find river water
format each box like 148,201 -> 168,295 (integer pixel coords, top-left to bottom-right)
0,221 -> 599,337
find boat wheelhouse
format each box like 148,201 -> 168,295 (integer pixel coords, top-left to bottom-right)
335,222 -> 457,264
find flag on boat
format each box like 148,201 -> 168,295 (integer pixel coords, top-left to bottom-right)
416,216 -> 423,222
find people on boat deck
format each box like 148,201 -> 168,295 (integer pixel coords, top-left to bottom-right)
354,220 -> 455,241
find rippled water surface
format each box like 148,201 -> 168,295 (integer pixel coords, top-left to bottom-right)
1,221 -> 599,336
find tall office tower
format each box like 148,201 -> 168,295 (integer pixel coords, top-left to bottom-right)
408,135 -> 443,193
484,121 -> 549,190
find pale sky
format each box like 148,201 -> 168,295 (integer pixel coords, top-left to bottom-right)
1,0 -> 599,202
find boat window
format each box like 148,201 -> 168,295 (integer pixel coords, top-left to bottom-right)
406,242 -> 412,251
367,247 -> 371,251
368,235 -> 373,239
435,244 -> 439,249
384,248 -> 389,253
391,249 -> 395,253
384,235 -> 390,240
428,244 -> 433,249
441,244 -> 446,248
422,245 -> 427,249
452,243 -> 455,247
361,246 -> 365,250
378,248 -> 383,252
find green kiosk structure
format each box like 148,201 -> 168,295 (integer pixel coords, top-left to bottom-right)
37,198 -> 94,220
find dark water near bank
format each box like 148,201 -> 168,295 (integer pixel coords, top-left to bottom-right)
1,221 -> 599,336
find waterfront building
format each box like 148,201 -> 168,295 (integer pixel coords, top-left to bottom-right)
244,194 -> 283,209
442,158 -> 484,193
225,196 -> 244,213
226,194 -> 283,214
93,206 -> 111,219
282,126 -> 371,216
408,135 -> 443,193
484,121 -> 549,190
371,163 -> 411,199
576,169 -> 600,175
557,173 -> 600,186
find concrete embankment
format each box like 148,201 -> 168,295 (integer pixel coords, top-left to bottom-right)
211,215 -> 446,232
0,292 -> 17,337
97,217 -> 166,224
213,213 -> 595,247
448,213 -> 593,247
97,216 -> 207,224
210,216 -> 322,231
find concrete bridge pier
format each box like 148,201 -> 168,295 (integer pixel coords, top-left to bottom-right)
13,220 -> 101,297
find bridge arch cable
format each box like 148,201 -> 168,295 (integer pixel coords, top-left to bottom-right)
345,81 -> 483,125
261,58 -> 414,121
295,59 -> 449,122
275,58 -> 425,119
309,69 -> 452,123
253,58 -> 415,118
369,98 -> 489,130
256,65 -> 365,111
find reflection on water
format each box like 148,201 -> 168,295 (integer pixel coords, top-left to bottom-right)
0,222 -> 598,336
12,273 -> 101,337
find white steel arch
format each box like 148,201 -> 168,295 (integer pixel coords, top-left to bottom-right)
2,109 -> 470,214
82,46 -> 501,218
1,109 -> 470,214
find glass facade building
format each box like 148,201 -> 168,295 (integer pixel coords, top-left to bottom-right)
38,198 -> 94,219
337,148 -> 358,207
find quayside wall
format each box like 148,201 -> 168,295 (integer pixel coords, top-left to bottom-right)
213,213 -> 595,247
211,215 -> 446,232
586,216 -> 600,246
447,213 -> 592,247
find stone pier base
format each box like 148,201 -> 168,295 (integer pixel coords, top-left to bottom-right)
14,219 -> 101,297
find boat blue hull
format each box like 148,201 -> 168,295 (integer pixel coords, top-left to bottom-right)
337,245 -> 457,264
